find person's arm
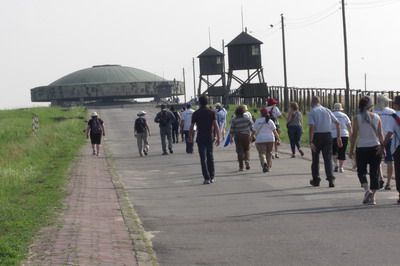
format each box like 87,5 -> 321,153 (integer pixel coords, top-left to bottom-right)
188,123 -> 195,143
347,123 -> 352,138
377,118 -> 385,155
101,122 -> 106,136
145,121 -> 151,136
212,119 -> 221,146
309,124 -> 316,152
229,119 -> 235,144
335,120 -> 342,147
86,124 -> 91,139
154,113 -> 160,123
273,129 -> 281,144
349,116 -> 358,159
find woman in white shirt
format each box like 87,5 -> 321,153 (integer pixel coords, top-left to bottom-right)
349,96 -> 385,205
331,103 -> 352,173
251,108 -> 281,173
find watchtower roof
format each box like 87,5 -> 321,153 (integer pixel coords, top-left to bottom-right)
226,31 -> 263,47
198,47 -> 224,57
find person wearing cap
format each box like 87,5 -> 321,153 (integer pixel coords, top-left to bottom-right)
251,108 -> 281,173
86,112 -> 105,156
180,103 -> 196,154
169,106 -> 181,144
267,98 -> 282,158
134,111 -> 151,157
373,93 -> 395,190
309,96 -> 342,188
381,95 -> 400,204
331,103 -> 352,173
349,96 -> 385,205
154,104 -> 176,155
215,103 -> 227,139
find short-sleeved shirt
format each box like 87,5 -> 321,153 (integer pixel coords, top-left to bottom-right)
181,109 -> 196,131
331,111 -> 351,138
308,104 -> 338,133
192,106 -> 216,143
385,111 -> 400,154
252,118 -> 276,143
267,106 -> 281,125
215,108 -> 227,128
88,118 -> 104,133
374,107 -> 395,136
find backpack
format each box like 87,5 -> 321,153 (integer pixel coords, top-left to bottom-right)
269,107 -> 277,123
135,118 -> 146,133
91,118 -> 102,134
159,111 -> 171,127
171,111 -> 180,126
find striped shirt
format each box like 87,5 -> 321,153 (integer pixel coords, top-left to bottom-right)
230,116 -> 253,135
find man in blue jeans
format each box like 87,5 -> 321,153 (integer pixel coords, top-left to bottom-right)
188,96 -> 221,184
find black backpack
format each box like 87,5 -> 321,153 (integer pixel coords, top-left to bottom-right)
159,111 -> 171,127
91,118 -> 102,134
135,118 -> 146,133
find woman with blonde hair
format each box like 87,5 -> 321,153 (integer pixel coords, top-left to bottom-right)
349,96 -> 385,205
230,105 -> 254,171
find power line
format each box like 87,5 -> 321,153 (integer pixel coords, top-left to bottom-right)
347,0 -> 400,9
286,8 -> 341,29
285,2 -> 339,24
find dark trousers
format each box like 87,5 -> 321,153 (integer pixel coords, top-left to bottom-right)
197,140 -> 215,180
288,125 -> 302,154
333,137 -> 349,161
356,146 -> 381,190
172,123 -> 179,143
311,132 -> 335,181
234,133 -> 251,168
392,146 -> 400,194
183,130 -> 195,153
160,125 -> 172,152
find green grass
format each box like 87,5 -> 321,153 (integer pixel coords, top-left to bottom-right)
0,107 -> 87,265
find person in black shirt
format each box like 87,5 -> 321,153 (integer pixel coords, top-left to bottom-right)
188,96 -> 221,184
86,112 -> 105,156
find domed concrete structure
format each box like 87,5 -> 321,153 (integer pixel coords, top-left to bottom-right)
31,65 -> 184,105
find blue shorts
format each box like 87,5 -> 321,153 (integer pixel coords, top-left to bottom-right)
384,139 -> 393,163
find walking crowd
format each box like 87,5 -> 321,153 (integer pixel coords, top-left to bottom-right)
87,94 -> 400,206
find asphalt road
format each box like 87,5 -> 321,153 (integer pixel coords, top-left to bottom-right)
99,104 -> 400,266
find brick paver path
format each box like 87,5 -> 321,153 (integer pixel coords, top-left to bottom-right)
26,145 -> 138,265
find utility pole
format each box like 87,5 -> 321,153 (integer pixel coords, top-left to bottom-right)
341,0 -> 350,114
281,14 -> 289,112
192,57 -> 196,102
364,73 -> 367,91
183,68 -> 187,103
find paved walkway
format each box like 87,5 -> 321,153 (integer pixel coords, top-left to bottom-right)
25,144 -> 138,266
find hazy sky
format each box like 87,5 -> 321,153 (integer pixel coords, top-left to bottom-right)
1,0 -> 400,109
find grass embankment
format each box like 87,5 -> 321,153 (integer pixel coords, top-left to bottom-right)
0,107 -> 87,265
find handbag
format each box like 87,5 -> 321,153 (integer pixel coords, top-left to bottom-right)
286,111 -> 297,129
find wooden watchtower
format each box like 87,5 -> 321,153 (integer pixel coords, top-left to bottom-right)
197,46 -> 226,104
226,31 -> 267,101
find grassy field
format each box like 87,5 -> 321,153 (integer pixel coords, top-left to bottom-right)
0,107 -> 87,265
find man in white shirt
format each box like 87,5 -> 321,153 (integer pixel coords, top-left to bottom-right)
181,103 -> 196,154
215,103 -> 227,139
374,94 -> 395,190
381,95 -> 400,204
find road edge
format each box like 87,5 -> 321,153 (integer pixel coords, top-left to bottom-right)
104,145 -> 159,266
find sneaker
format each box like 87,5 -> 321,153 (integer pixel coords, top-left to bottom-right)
299,149 -> 304,156
338,168 -> 344,173
245,161 -> 250,170
328,180 -> 335,188
203,180 -> 211,185
334,165 -> 339,172
210,178 -> 215,183
92,151 -> 96,155
367,198 -> 377,205
139,153 -> 143,157
96,151 -> 100,156
275,154 -> 279,159
310,179 -> 320,187
239,168 -> 244,172
262,163 -> 268,173
291,154 -> 296,158
169,148 -> 173,154
363,190 -> 373,204
272,154 -> 275,159
162,152 -> 168,155
143,149 -> 148,156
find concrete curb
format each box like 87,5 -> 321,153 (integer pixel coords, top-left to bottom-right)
104,145 -> 159,266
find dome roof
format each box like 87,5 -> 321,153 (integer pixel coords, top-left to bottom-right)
49,64 -> 166,86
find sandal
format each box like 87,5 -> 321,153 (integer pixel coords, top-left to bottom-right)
385,184 -> 391,190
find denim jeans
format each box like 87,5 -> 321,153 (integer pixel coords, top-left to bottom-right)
287,125 -> 302,154
311,132 -> 334,181
183,130 -> 195,153
197,140 -> 215,180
